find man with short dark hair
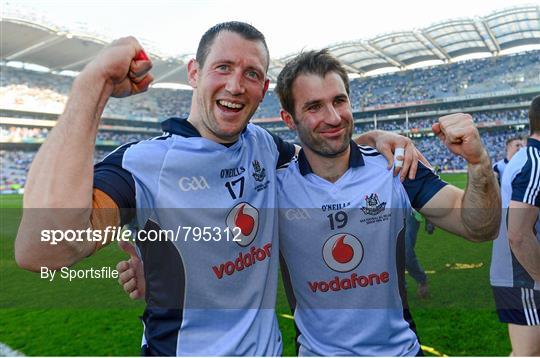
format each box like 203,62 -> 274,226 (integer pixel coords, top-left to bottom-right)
15,22 -> 418,356
274,49 -> 500,356
493,137 -> 524,185
490,95 -> 540,356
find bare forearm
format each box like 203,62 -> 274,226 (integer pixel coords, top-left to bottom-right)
24,69 -> 112,209
354,130 -> 382,146
461,152 -> 501,241
509,232 -> 540,282
16,69 -> 113,270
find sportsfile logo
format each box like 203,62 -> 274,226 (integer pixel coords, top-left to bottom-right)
178,176 -> 210,191
322,233 -> 364,272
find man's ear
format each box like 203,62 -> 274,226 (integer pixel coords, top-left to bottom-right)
261,78 -> 270,98
280,109 -> 296,130
187,59 -> 199,88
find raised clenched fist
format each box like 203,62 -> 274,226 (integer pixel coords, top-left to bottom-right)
83,36 -> 154,98
432,113 -> 488,165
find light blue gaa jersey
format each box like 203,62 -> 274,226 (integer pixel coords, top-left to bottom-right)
277,142 -> 447,356
493,158 -> 509,185
93,118 -> 295,356
490,138 -> 540,291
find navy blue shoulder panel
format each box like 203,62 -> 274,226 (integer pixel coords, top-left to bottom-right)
266,129 -> 296,168
511,147 -> 540,207
94,142 -> 138,211
403,162 -> 448,209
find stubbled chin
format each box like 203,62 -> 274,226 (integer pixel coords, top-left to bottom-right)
213,119 -> 246,139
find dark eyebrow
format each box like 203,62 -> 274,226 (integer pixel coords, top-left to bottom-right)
213,60 -> 234,66
302,99 -> 322,111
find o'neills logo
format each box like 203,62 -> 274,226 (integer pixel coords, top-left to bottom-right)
308,271 -> 390,293
212,243 -> 272,279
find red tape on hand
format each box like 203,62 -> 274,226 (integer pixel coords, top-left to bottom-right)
134,50 -> 149,61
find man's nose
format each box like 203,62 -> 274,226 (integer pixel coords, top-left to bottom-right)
324,105 -> 342,125
225,71 -> 246,95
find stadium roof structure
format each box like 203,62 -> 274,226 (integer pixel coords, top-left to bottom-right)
1,5 -> 539,85
270,5 -> 540,80
0,15 -> 191,85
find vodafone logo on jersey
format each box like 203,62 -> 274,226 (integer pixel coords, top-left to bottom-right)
226,202 -> 259,247
322,233 -> 364,272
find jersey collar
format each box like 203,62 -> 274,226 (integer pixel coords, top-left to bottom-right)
161,117 -> 201,137
298,140 -> 365,176
527,137 -> 540,150
161,117 -> 246,145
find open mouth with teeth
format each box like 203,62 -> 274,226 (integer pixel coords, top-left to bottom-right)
217,99 -> 245,113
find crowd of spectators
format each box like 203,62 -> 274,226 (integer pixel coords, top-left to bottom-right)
0,124 -> 529,192
0,126 -> 151,144
0,149 -> 110,193
413,129 -> 527,171
0,150 -> 33,193
2,50 -> 538,121
349,50 -> 540,111
1,66 -> 192,121
355,108 -> 528,132
246,50 -> 539,117
2,50 -> 538,192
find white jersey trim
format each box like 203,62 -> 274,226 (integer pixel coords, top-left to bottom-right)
524,147 -> 540,205
522,288 -> 540,325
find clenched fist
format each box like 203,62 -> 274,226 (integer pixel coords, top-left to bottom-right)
432,113 -> 488,165
83,36 -> 154,98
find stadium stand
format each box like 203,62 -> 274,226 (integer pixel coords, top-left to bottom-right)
1,6 -> 539,193
251,50 -> 540,117
1,50 -> 538,193
0,66 -> 192,121
0,149 -> 111,194
349,51 -> 539,110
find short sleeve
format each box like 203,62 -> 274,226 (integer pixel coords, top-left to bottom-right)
93,142 -> 138,210
511,148 -> 540,207
266,130 -> 295,168
402,162 -> 448,209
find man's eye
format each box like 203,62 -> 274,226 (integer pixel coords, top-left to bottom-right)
246,70 -> 259,79
217,65 -> 229,71
308,104 -> 321,111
